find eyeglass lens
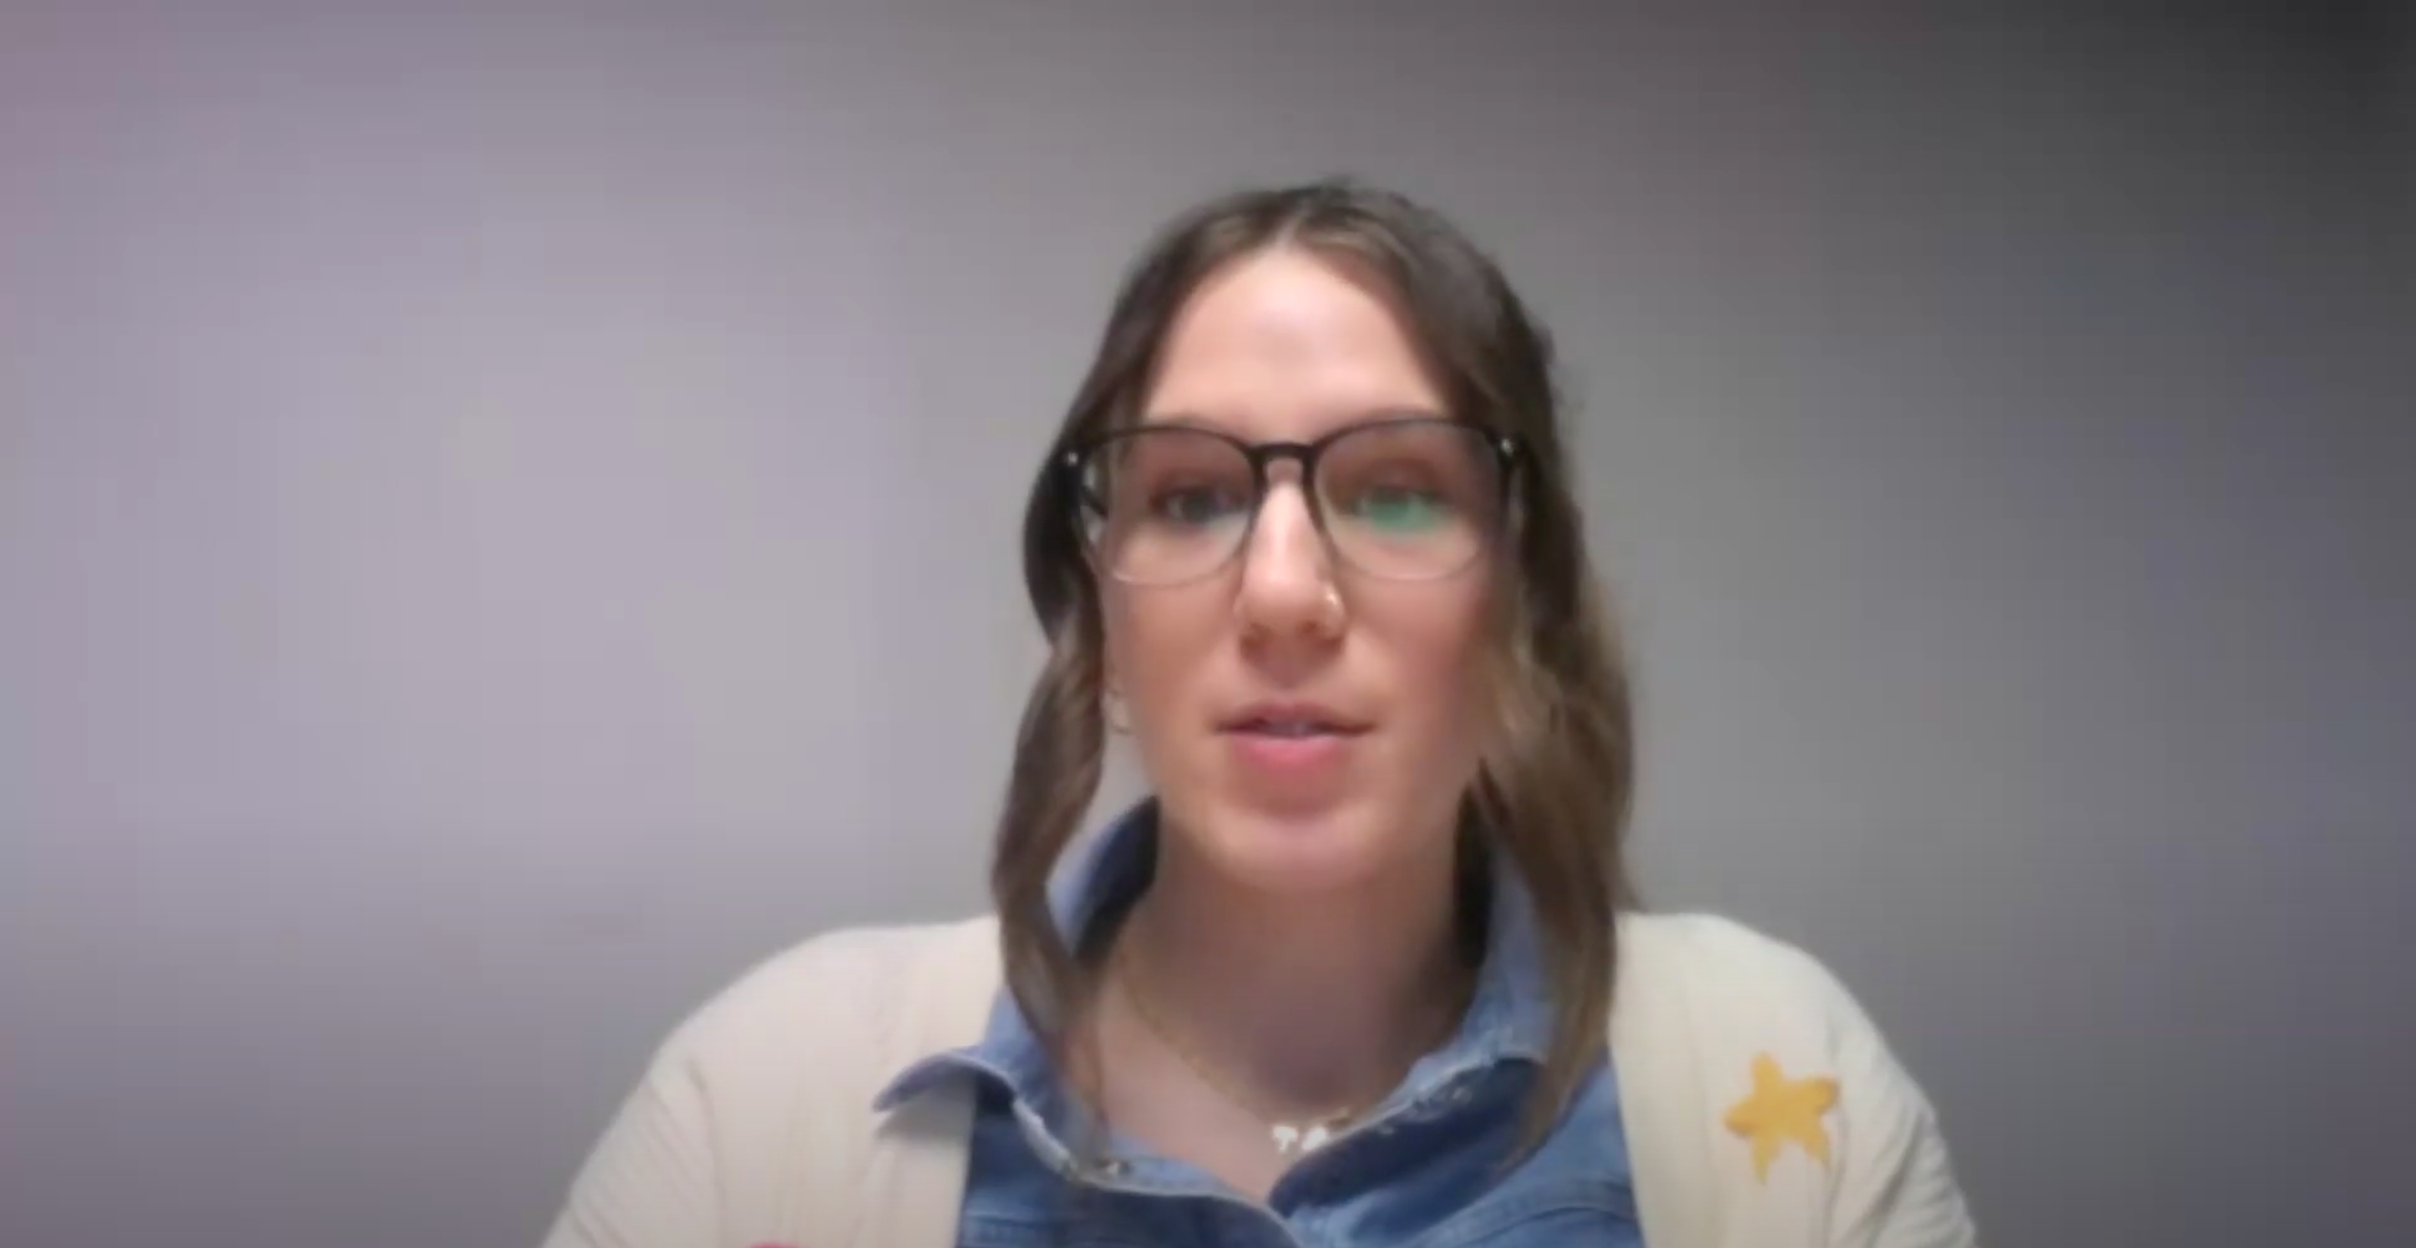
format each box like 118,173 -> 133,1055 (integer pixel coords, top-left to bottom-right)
1079,420 -> 1503,584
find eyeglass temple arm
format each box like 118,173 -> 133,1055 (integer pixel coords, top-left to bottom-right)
1059,450 -> 1109,518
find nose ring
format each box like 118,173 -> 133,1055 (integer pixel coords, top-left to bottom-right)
1313,584 -> 1347,632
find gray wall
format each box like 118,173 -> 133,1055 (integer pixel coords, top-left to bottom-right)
3,4 -> 2407,1246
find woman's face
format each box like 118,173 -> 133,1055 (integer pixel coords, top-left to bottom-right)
1101,248 -> 1495,898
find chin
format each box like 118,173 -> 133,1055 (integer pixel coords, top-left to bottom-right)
1188,796 -> 1408,897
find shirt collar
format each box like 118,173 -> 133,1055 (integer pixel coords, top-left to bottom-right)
874,799 -> 1557,1112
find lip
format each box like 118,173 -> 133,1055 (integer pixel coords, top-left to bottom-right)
1216,699 -> 1372,735
1217,700 -> 1370,780
1225,730 -> 1353,776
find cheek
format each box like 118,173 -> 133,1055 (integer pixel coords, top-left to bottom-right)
1102,586 -> 1225,711
1424,629 -> 1492,739
1372,586 -> 1495,739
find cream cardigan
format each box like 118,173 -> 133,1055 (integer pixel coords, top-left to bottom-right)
543,911 -> 1978,1248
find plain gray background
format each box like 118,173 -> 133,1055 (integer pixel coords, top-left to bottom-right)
4,3 -> 2410,1246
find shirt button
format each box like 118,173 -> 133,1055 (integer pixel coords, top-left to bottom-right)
1446,1086 -> 1472,1107
1098,1158 -> 1130,1180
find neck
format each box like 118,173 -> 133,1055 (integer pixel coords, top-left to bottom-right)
1111,826 -> 1477,1121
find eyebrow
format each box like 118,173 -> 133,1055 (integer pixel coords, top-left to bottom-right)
1135,406 -> 1452,435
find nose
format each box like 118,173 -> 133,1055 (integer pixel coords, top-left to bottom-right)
1233,475 -> 1344,641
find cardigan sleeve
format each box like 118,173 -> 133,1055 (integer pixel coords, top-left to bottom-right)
540,1025 -> 723,1248
1618,912 -> 1983,1248
1798,950 -> 1982,1248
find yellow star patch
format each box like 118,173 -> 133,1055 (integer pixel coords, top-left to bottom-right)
1723,1052 -> 1839,1181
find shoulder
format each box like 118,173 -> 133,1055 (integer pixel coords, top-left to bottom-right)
650,915 -> 999,1100
676,918 -> 991,1030
1616,908 -> 1919,1107
1618,910 -> 1862,1025
1618,909 -> 1828,976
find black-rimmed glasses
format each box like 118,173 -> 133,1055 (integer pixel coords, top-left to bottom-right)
1061,416 -> 1518,586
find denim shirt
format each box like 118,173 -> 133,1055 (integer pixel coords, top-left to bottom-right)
875,804 -> 1644,1248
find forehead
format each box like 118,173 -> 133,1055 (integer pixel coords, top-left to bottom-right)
1142,248 -> 1446,438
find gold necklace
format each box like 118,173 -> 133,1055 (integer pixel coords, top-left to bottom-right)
1114,952 -> 1359,1157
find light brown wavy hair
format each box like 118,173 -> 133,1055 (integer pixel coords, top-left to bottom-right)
991,178 -> 1636,1149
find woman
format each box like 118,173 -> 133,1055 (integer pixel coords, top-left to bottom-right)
544,180 -> 1978,1248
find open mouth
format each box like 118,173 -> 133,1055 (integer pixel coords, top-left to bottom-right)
1233,719 -> 1353,738
1220,706 -> 1370,739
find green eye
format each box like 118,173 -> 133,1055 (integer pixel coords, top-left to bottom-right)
1350,486 -> 1449,531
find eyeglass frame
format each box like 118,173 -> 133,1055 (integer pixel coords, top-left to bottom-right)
1051,413 -> 1524,587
